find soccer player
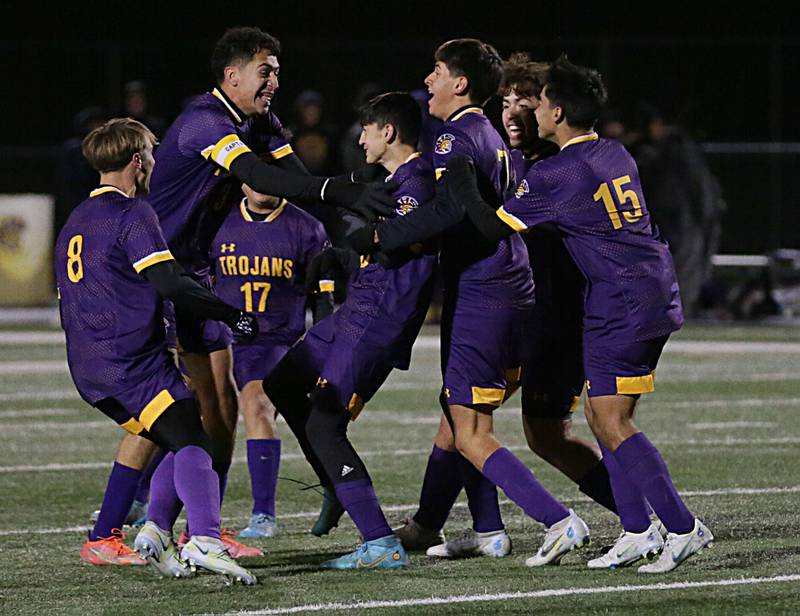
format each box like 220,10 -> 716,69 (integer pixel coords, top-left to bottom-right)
58,118 -> 257,583
392,53 -> 619,557
209,182 -> 335,538
450,56 -> 714,573
263,91 -> 439,569
145,26 -> 393,544
349,40 -> 590,566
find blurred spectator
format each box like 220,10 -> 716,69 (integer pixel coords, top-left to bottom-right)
54,106 -> 107,235
123,80 -> 167,138
339,82 -> 383,173
632,104 -> 726,316
289,90 -> 338,175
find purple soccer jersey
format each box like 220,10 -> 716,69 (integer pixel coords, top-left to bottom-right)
210,198 -> 329,345
148,88 -> 292,274
499,133 -> 684,346
55,186 -> 190,422
285,153 -> 438,413
433,106 -> 533,303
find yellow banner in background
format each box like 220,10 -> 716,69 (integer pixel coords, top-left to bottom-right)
0,194 -> 54,306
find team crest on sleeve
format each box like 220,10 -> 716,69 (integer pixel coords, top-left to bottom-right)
395,195 -> 419,215
434,133 -> 455,155
514,179 -> 529,199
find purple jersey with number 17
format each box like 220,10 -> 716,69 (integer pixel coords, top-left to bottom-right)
210,199 -> 329,346
498,133 -> 683,346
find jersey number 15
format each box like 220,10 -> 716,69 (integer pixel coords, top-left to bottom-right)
593,175 -> 643,229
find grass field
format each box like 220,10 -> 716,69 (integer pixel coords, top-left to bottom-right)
1,321 -> 799,615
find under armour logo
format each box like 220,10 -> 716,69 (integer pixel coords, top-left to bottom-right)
316,377 -> 328,388
221,243 -> 236,253
443,388 -> 450,398
341,465 -> 354,477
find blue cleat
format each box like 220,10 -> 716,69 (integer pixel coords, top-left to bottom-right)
239,513 -> 277,538
311,486 -> 345,537
321,535 -> 409,570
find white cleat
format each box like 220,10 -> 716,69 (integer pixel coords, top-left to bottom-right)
588,524 -> 664,569
181,536 -> 257,585
426,528 -> 511,559
134,521 -> 192,578
393,516 -> 445,551
638,519 -> 714,573
525,509 -> 590,567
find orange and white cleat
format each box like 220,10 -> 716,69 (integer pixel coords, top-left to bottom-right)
221,528 -> 263,559
81,529 -> 146,566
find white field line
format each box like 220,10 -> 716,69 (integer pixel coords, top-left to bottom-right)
2,431 -> 799,473
689,421 -> 777,430
206,575 -> 800,615
0,390 -> 78,401
2,485 -> 798,538
0,331 -> 64,345
0,408 -> 79,418
0,360 -> 68,375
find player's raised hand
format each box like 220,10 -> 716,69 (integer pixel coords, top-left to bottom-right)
228,311 -> 259,343
322,177 -> 398,221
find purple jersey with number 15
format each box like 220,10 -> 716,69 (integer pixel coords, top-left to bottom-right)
498,133 -> 683,346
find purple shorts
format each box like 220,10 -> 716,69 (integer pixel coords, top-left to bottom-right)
94,357 -> 193,435
584,335 -> 669,397
441,301 -> 527,408
520,303 -> 585,419
279,314 -> 394,418
233,338 -> 290,390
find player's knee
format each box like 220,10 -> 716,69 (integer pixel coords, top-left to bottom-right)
306,386 -> 347,448
149,398 -> 212,456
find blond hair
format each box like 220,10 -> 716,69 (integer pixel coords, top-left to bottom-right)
81,117 -> 157,173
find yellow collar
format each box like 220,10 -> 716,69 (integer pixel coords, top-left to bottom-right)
561,132 -> 599,150
449,106 -> 484,122
89,186 -> 129,198
240,198 -> 287,223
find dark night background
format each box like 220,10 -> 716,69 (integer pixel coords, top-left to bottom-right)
1,3 -> 798,252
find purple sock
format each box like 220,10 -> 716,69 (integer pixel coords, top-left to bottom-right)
482,448 -> 570,527
147,453 -> 183,531
174,446 -> 220,539
458,454 -> 503,533
577,460 -> 618,514
214,464 -> 229,506
413,446 -> 463,531
89,462 -> 142,541
247,439 -> 281,517
134,448 -> 166,504
613,432 -> 695,534
599,442 -> 651,532
334,479 -> 392,542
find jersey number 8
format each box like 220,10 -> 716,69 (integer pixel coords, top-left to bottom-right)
67,235 -> 84,283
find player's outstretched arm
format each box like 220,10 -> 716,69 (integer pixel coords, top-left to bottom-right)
229,153 -> 396,220
347,179 -> 463,254
142,261 -> 258,342
446,156 -> 514,243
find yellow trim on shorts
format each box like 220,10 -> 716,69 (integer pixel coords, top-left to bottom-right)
471,386 -> 506,407
318,280 -> 335,293
616,372 -> 656,395
569,395 -> 581,413
139,389 -> 176,430
120,418 -> 145,435
347,393 -> 364,421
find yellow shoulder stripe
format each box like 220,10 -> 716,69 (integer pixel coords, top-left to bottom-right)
133,250 -> 174,273
496,207 -> 527,232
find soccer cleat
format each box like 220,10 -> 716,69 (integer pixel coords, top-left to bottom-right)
638,519 -> 714,573
89,499 -> 148,527
181,536 -> 257,585
393,516 -> 445,551
425,528 -> 511,559
650,512 -> 668,539
311,486 -> 345,537
221,528 -> 264,558
134,521 -> 192,578
587,524 -> 664,569
239,513 -> 277,539
81,529 -> 146,566
525,509 -> 590,567
321,535 -> 409,570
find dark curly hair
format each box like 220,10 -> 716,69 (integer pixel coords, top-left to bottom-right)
499,52 -> 549,98
542,55 -> 607,130
211,27 -> 281,83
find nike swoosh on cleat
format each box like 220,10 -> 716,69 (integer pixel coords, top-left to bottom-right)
356,552 -> 392,568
